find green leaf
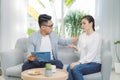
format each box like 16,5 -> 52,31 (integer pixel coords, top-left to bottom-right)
27,6 -> 39,21
114,41 -> 120,44
37,0 -> 46,8
27,28 -> 35,35
65,0 -> 75,7
49,0 -> 55,3
45,63 -> 52,70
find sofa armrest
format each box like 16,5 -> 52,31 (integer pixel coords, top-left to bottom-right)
101,50 -> 112,80
1,49 -> 24,75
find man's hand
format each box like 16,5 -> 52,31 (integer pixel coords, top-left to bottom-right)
72,37 -> 79,43
27,55 -> 36,61
68,44 -> 78,51
70,62 -> 80,69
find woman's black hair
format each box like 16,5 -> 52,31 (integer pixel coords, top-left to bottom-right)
82,15 -> 95,31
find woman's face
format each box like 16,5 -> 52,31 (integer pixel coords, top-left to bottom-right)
81,18 -> 92,32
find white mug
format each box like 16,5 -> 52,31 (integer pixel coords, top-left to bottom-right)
52,65 -> 56,73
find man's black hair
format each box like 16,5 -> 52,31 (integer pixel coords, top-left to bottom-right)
38,14 -> 51,27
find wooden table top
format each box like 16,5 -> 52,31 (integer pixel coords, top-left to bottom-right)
21,68 -> 68,80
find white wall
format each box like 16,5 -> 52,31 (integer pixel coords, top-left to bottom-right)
0,0 -> 27,51
95,0 -> 120,67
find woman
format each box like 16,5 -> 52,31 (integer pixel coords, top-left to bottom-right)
67,15 -> 102,80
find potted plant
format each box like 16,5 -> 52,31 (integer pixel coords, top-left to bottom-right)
45,63 -> 52,77
64,10 -> 86,37
114,40 -> 120,73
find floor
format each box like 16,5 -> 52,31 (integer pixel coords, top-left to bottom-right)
0,70 -> 120,80
110,70 -> 120,80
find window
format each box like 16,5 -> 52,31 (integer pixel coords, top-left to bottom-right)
27,0 -> 95,37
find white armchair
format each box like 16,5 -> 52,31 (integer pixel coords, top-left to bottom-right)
0,38 -> 112,80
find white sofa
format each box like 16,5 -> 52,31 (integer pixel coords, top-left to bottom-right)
0,38 -> 112,80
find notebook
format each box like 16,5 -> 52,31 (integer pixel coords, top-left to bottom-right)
31,52 -> 51,62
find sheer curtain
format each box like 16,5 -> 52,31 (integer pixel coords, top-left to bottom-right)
0,0 -> 1,51
0,0 -> 27,52
95,0 -> 120,67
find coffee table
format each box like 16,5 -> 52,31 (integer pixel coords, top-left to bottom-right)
21,68 -> 68,80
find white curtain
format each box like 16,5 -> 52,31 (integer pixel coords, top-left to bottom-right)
95,0 -> 120,67
0,0 -> 27,51
0,0 -> 1,51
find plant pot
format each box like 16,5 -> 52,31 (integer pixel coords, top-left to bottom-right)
45,69 -> 52,77
45,63 -> 52,77
115,62 -> 120,73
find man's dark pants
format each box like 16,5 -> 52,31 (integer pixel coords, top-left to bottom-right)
22,60 -> 63,71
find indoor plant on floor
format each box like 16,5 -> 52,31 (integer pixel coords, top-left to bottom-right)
114,40 -> 120,73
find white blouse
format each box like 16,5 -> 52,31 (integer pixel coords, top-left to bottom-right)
77,32 -> 102,64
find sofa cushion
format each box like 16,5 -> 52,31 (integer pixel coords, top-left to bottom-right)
58,46 -> 79,64
6,63 -> 23,77
84,72 -> 102,80
15,38 -> 29,61
15,38 -> 28,53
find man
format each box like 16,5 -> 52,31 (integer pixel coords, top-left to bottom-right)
22,14 -> 76,71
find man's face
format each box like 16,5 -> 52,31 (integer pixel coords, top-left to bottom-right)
41,20 -> 53,35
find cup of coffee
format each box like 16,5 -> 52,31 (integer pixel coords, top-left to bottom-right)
52,65 -> 56,73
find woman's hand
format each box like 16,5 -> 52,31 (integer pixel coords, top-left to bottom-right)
27,55 -> 36,61
70,62 -> 80,69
